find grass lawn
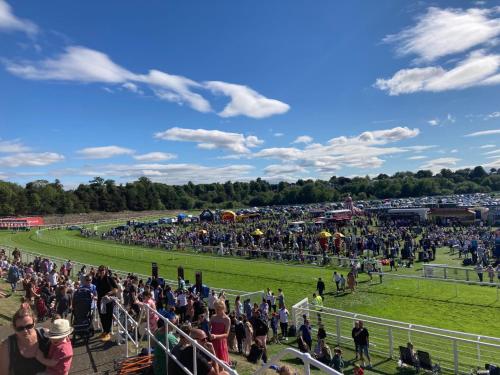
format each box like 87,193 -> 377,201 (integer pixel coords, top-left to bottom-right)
0,228 -> 499,373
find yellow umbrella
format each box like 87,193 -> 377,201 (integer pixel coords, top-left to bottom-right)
251,229 -> 264,236
199,229 -> 208,234
319,230 -> 332,239
334,232 -> 345,238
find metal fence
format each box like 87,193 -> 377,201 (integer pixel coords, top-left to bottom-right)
292,298 -> 500,374
118,301 -> 341,375
423,264 -> 500,284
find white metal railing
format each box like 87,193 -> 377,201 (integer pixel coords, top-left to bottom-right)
254,347 -> 342,375
291,298 -> 500,374
112,297 -> 140,357
423,264 -> 500,284
134,302 -> 238,375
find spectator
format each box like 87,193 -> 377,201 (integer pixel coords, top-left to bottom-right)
333,272 -> 341,294
331,347 -> 344,372
93,265 -> 118,342
35,318 -> 74,375
476,263 -> 484,282
0,304 -> 50,374
316,277 -> 325,298
278,304 -> 289,342
153,318 -> 179,375
352,320 -> 371,368
210,300 -> 230,364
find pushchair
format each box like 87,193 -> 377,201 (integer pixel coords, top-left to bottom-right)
71,288 -> 95,344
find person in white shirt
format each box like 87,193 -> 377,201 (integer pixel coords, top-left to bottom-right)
208,290 -> 217,316
48,269 -> 58,290
279,305 -> 289,341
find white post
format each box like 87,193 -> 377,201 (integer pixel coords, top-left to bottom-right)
193,344 -> 198,375
336,316 -> 341,345
146,306 -> 151,352
453,339 -> 459,375
304,359 -> 311,375
388,326 -> 393,358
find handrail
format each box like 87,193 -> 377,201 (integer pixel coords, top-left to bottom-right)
138,302 -> 238,375
254,347 -> 342,375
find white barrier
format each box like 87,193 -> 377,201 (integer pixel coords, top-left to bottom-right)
291,298 -> 500,374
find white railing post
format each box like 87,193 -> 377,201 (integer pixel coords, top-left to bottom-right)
336,316 -> 341,345
388,326 -> 393,358
304,358 -> 311,375
453,339 -> 459,375
193,343 -> 198,375
146,305 -> 151,352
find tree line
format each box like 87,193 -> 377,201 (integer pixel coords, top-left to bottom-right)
0,166 -> 499,215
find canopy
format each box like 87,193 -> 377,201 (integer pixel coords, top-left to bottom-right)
221,210 -> 236,221
198,229 -> 208,234
251,229 -> 264,236
199,209 -> 214,222
319,230 -> 332,238
177,213 -> 187,220
334,232 -> 345,238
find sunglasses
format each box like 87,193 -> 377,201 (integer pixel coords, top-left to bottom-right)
15,323 -> 35,332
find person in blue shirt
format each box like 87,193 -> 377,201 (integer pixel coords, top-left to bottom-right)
298,317 -> 312,349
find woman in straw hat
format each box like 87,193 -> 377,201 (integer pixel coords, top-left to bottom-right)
35,318 -> 74,375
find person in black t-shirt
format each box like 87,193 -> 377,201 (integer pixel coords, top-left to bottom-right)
93,265 -> 117,342
352,320 -> 371,368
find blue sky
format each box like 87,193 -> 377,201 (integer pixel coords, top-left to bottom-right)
1,0 -> 500,188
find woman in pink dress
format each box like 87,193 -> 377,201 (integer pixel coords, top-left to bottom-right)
142,290 -> 159,332
210,300 -> 231,364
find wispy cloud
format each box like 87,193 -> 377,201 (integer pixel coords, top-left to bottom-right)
5,45 -> 289,118
0,152 -> 64,167
0,139 -> 31,153
0,0 -> 38,35
133,152 -> 177,162
155,127 -> 264,154
292,135 -> 313,144
420,157 -> 461,171
383,7 -> 500,63
76,145 -> 135,159
465,129 -> 500,137
407,155 -> 428,160
480,144 -> 496,148
375,50 -> 500,95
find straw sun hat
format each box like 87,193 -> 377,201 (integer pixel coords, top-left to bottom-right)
48,319 -> 73,339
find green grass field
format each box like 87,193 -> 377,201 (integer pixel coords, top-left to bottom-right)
1,226 -> 499,373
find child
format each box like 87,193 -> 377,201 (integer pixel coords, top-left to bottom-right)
353,363 -> 364,375
235,316 -> 246,354
36,319 -> 74,375
331,347 -> 344,372
270,312 -> 279,343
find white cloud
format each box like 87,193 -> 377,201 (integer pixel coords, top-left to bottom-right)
6,46 -> 136,83
0,0 -> 38,35
5,45 -> 289,118
480,144 -> 496,148
51,163 -> 255,185
76,145 -> 135,159
383,7 -> 500,62
274,133 -> 284,137
204,81 -> 290,118
375,50 -> 500,95
154,127 -> 263,154
428,119 -> 439,126
407,155 -> 428,160
263,164 -> 307,176
0,139 -> 30,153
450,149 -> 458,153
405,145 -> 436,152
122,82 -> 143,94
139,70 -> 211,113
420,157 -> 461,171
483,149 -> 500,155
251,126 -> 420,174
465,129 -> 500,137
292,135 -> 313,144
132,152 -> 177,162
486,111 -> 500,119
0,152 -> 64,167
